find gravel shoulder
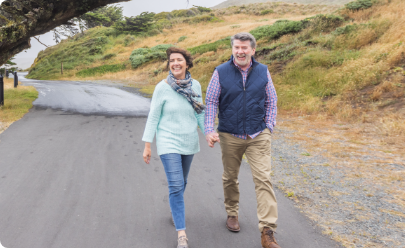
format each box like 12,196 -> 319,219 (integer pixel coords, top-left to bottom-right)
271,119 -> 405,248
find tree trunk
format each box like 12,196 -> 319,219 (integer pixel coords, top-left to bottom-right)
0,0 -> 130,66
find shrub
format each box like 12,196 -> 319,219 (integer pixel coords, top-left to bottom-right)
185,15 -> 221,24
172,9 -> 196,18
260,9 -> 274,15
193,5 -> 211,13
155,19 -> 173,30
129,44 -> 174,68
123,35 -> 135,46
154,12 -> 172,20
178,36 -> 187,42
251,20 -> 304,41
76,64 -> 126,77
345,0 -> 375,11
89,46 -> 103,55
304,14 -> 345,33
102,53 -> 117,60
333,24 -> 358,35
189,37 -> 231,55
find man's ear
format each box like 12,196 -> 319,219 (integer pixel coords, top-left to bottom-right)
252,48 -> 256,56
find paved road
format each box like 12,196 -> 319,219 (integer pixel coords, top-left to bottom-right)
0,76 -> 341,248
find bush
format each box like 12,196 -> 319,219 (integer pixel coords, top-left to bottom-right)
189,37 -> 231,55
102,53 -> 117,60
304,14 -> 344,33
260,9 -> 274,15
178,36 -> 187,42
333,24 -> 358,35
129,44 -> 173,68
185,15 -> 221,24
345,0 -> 375,11
193,5 -> 211,13
172,9 -> 197,18
76,64 -> 126,77
251,20 -> 304,41
123,35 -> 136,46
154,12 -> 172,20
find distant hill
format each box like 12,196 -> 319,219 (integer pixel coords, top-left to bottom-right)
213,0 -> 351,8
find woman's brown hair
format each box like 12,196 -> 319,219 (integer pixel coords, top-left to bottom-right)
166,47 -> 193,71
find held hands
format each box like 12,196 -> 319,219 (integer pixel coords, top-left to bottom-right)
205,132 -> 220,148
143,142 -> 151,164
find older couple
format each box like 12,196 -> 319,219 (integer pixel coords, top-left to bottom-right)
142,32 -> 279,248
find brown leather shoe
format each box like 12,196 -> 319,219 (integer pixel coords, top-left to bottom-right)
261,227 -> 281,248
226,215 -> 240,232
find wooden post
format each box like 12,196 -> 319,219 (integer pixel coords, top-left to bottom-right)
61,61 -> 63,75
14,72 -> 18,88
0,75 -> 4,106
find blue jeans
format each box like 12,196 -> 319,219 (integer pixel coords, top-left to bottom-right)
160,153 -> 194,231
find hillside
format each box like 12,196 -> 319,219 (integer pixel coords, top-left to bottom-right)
213,0 -> 352,8
27,1 -> 405,246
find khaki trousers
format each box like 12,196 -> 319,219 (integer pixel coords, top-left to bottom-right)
219,128 -> 278,232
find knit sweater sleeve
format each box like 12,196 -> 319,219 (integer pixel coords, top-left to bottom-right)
193,80 -> 205,135
142,83 -> 165,143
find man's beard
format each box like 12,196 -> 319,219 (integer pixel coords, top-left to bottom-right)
234,54 -> 251,66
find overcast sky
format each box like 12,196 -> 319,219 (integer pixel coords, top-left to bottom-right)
1,0 -> 225,68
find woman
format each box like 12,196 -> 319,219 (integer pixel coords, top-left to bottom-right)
142,47 -> 205,248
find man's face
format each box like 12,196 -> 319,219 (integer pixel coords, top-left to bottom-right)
232,39 -> 256,68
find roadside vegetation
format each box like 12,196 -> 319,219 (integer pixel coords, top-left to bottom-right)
27,0 -> 405,150
0,78 -> 38,134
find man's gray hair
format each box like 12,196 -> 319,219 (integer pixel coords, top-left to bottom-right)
231,32 -> 257,49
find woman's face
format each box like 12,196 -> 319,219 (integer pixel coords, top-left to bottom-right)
169,53 -> 188,79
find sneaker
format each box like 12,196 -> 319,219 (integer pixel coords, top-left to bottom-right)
177,235 -> 189,248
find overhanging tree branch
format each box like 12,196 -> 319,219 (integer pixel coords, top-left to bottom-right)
0,0 -> 130,66
33,36 -> 49,48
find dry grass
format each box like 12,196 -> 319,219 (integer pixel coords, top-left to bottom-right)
278,110 -> 405,209
0,78 -> 38,134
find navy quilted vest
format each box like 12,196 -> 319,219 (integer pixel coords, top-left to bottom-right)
216,56 -> 268,135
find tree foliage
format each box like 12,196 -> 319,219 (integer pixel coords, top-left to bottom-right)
0,0 -> 130,66
113,12 -> 155,34
80,5 -> 123,29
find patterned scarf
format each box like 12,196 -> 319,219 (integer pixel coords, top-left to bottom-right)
167,71 -> 206,114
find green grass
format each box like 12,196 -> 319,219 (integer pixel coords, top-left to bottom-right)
27,27 -> 117,80
129,44 -> 173,68
250,20 -> 304,41
189,37 -> 231,55
76,64 -> 127,77
0,85 -> 38,124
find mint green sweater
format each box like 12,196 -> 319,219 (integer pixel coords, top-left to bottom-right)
142,79 -> 205,156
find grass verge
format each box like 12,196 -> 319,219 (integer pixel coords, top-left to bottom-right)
0,78 -> 38,134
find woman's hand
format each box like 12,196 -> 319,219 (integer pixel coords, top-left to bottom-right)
205,132 -> 220,148
143,143 -> 152,164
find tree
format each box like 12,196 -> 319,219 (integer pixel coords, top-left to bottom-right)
0,0 -> 130,66
81,5 -> 123,29
113,12 -> 155,34
6,57 -> 16,66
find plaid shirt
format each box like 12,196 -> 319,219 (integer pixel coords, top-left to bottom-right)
204,59 -> 277,140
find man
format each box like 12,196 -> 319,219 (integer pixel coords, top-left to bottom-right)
204,32 -> 280,248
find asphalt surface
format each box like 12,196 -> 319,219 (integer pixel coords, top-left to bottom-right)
0,75 -> 341,248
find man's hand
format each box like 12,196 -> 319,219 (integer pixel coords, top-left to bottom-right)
143,142 -> 152,164
205,132 -> 220,148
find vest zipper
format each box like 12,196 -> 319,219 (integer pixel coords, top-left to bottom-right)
244,66 -> 255,134
231,60 -> 257,135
